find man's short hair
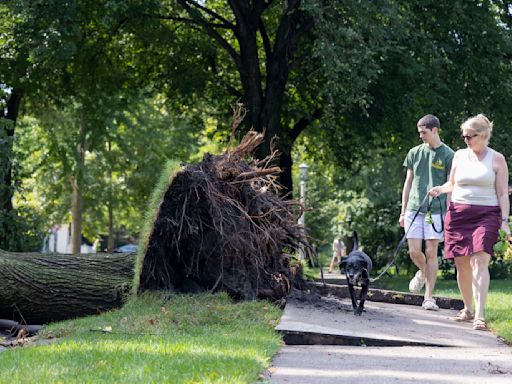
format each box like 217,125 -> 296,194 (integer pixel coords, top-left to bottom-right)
417,114 -> 440,130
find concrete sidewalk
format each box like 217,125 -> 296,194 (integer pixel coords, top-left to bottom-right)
265,288 -> 512,384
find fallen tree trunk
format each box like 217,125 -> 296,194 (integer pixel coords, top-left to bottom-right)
0,250 -> 134,324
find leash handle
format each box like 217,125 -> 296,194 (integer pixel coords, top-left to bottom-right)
426,196 -> 444,233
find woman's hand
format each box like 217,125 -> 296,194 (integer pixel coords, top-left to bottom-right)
429,186 -> 442,198
501,221 -> 511,239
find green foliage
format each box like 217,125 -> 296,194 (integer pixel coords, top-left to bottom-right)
0,205 -> 44,252
302,1 -> 512,179
439,257 -> 456,280
0,292 -> 282,383
490,229 -> 512,279
13,96 -> 199,244
298,147 -> 405,271
1,117 -> 44,251
4,0 -> 512,254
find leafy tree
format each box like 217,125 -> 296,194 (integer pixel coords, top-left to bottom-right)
13,95 -> 200,251
295,1 -> 512,271
129,0 -> 402,196
0,0 -> 145,251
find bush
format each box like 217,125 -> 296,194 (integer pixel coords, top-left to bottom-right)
0,206 -> 45,252
439,256 -> 456,280
491,230 -> 512,279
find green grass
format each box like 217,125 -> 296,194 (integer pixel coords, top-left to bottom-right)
133,159 -> 182,293
374,275 -> 512,343
0,292 -> 282,384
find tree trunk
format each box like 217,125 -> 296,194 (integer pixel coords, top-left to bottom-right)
107,140 -> 115,252
70,176 -> 83,254
233,1 -> 301,198
279,150 -> 293,196
0,90 -> 22,249
0,90 -> 21,213
178,1 -> 311,197
0,250 -> 134,324
108,201 -> 115,252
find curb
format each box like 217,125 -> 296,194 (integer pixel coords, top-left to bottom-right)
308,281 -> 464,310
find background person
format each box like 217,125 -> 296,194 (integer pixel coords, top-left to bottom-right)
400,114 -> 454,310
429,114 -> 510,331
328,236 -> 346,273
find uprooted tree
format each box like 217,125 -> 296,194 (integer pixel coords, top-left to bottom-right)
135,129 -> 310,301
0,128 -> 310,324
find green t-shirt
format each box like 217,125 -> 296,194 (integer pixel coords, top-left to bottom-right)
403,143 -> 454,214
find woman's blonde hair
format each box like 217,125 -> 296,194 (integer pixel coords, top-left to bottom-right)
460,114 -> 493,143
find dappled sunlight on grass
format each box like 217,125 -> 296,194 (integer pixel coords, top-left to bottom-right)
0,292 -> 283,383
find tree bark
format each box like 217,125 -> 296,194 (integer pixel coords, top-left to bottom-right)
1,90 -> 22,211
108,200 -> 115,252
107,140 -> 115,253
0,90 -> 22,249
0,250 -> 134,324
70,117 -> 86,254
235,0 -> 302,197
69,176 -> 83,254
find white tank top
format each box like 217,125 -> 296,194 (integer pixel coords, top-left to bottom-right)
452,148 -> 498,206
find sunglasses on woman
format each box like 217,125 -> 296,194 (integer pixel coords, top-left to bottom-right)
461,134 -> 478,141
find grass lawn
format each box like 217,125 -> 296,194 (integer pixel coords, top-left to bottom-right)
0,292 -> 282,384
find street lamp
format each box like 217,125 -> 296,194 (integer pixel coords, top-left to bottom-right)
298,162 -> 309,259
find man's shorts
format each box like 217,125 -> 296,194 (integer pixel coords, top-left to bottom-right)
404,211 -> 444,241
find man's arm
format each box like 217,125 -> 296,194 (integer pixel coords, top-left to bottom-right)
399,168 -> 414,228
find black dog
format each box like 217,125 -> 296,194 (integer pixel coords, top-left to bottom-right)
340,231 -> 372,315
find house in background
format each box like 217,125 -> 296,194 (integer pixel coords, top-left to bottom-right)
41,224 -> 95,254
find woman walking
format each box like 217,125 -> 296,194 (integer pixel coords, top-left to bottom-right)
429,114 -> 510,331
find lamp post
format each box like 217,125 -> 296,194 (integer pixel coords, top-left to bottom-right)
298,162 -> 309,259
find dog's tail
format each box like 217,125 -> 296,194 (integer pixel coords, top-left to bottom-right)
352,231 -> 359,252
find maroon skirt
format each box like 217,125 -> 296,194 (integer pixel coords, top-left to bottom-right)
444,202 -> 500,259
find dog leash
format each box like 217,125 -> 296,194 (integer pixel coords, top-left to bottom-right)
426,196 -> 444,233
370,194 -> 441,283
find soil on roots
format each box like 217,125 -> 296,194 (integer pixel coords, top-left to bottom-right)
139,131 -> 310,302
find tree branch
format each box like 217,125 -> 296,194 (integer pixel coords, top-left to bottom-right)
177,0 -> 241,67
142,13 -> 229,29
258,18 -> 272,59
183,0 -> 235,29
289,108 -> 323,142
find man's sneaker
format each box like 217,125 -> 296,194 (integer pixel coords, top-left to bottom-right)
422,298 -> 439,311
409,270 -> 425,293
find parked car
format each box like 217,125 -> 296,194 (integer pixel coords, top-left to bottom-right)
113,244 -> 139,253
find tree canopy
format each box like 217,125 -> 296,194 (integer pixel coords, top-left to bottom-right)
1,0 -> 512,258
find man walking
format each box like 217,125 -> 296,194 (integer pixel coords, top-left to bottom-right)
328,236 -> 346,273
399,114 -> 454,310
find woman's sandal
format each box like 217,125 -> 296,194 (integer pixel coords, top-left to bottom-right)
452,308 -> 474,322
473,319 -> 489,331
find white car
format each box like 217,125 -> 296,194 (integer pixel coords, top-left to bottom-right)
113,244 -> 138,253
